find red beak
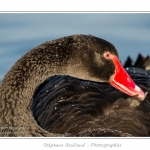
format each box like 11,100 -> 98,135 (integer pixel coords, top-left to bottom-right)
109,55 -> 145,101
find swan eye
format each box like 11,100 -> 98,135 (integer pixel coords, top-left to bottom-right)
104,52 -> 111,59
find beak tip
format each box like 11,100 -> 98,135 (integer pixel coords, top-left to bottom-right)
137,92 -> 148,101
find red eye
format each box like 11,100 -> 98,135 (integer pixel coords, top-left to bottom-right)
104,52 -> 111,59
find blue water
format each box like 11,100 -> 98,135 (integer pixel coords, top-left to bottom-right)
0,13 -> 150,82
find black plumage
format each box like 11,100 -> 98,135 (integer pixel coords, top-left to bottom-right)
32,68 -> 150,136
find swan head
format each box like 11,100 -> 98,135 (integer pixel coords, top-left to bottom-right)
65,34 -> 145,101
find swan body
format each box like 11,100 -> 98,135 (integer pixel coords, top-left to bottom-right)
0,34 -> 148,136
124,54 -> 150,70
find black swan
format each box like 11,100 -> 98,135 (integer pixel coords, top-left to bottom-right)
0,34 -> 149,137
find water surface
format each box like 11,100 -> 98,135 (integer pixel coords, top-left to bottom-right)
0,13 -> 150,82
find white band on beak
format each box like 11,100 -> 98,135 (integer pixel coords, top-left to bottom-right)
135,85 -> 141,92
